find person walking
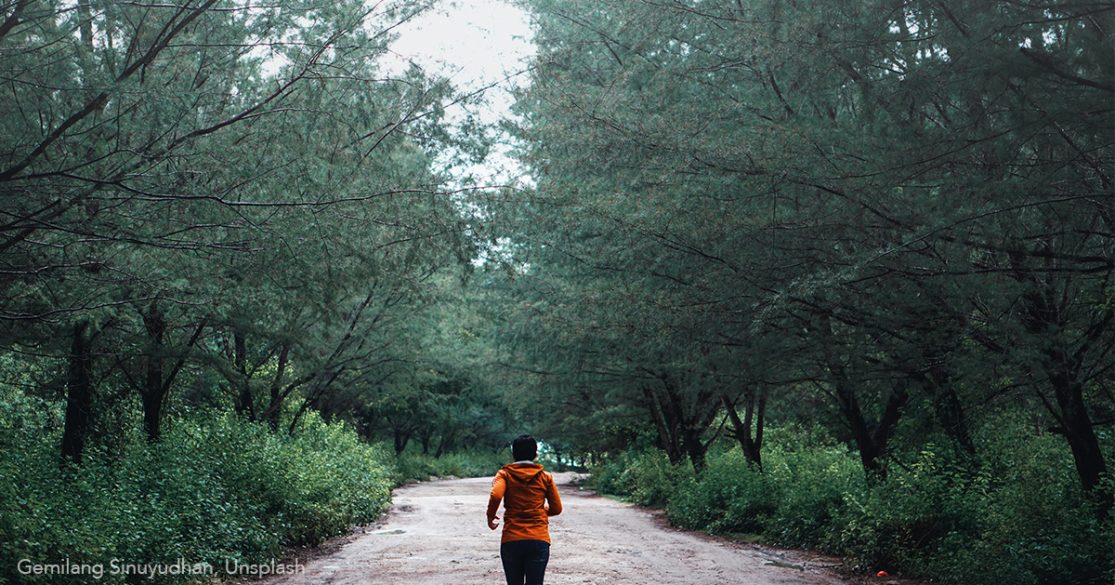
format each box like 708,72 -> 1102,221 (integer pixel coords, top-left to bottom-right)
487,435 -> 563,585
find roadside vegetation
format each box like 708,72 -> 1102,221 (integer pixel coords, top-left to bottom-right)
591,422 -> 1112,585
0,386 -> 395,585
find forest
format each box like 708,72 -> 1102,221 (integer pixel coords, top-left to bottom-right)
0,1 -> 1111,585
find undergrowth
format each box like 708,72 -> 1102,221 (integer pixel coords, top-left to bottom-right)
0,387 -> 394,585
590,423 -> 1114,585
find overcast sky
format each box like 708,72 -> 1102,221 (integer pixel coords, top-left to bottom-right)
385,0 -> 536,186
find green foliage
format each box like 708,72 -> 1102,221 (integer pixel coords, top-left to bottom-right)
500,0 -> 1114,534
590,450 -> 692,508
661,443 -> 861,542
830,430 -> 1112,585
594,424 -> 1114,585
0,0 -> 475,465
667,454 -> 775,535
764,444 -> 863,548
392,450 -> 509,483
0,388 -> 393,585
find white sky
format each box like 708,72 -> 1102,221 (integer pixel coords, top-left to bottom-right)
384,0 -> 536,187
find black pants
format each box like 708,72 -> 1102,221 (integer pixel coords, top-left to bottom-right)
500,540 -> 550,585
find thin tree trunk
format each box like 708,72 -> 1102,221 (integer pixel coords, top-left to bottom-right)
681,424 -> 709,472
266,342 -> 290,431
394,429 -> 411,455
418,428 -> 432,455
922,368 -> 975,457
233,330 -> 254,418
61,322 -> 94,463
1049,351 -> 1111,518
1012,252 -> 1111,518
435,431 -> 455,458
721,387 -> 766,469
661,375 -> 717,473
141,303 -> 167,442
643,384 -> 683,464
820,314 -> 908,481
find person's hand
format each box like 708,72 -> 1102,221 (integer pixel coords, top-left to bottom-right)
488,515 -> 500,530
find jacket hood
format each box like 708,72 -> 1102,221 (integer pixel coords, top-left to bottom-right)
502,462 -> 545,482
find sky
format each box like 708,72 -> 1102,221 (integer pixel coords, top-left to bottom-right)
383,0 -> 537,186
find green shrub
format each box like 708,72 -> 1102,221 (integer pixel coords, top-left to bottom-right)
766,444 -> 861,548
586,450 -> 640,497
828,448 -> 989,575
590,449 -> 689,507
626,451 -> 690,507
667,453 -> 773,535
0,386 -> 394,585
591,422 -> 1114,585
392,449 -> 508,483
828,434 -> 1112,585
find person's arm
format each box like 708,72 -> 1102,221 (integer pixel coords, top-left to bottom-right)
545,473 -> 562,516
487,470 -> 506,530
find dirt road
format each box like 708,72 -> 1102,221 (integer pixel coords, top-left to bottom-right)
249,473 -> 867,585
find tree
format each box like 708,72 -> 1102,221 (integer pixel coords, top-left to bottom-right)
494,0 -> 1112,511
0,0 -> 477,462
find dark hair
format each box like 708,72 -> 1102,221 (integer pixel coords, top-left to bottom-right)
511,435 -> 538,461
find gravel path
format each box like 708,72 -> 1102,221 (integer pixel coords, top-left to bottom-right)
247,473 -> 874,585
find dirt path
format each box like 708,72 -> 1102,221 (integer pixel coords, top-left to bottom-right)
247,473 -> 872,585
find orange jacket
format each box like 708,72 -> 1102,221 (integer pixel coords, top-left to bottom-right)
487,463 -> 562,543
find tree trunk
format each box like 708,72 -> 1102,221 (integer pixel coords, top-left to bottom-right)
722,387 -> 766,469
288,393 -> 316,435
141,304 -> 167,442
1012,254 -> 1111,518
820,314 -> 908,481
233,330 -> 254,418
643,384 -> 683,464
394,429 -> 411,455
661,374 -> 719,473
61,322 -> 94,463
1049,351 -> 1111,518
266,342 -> 290,432
680,424 -> 708,472
832,377 -> 882,476
921,367 -> 975,457
435,431 -> 454,458
911,304 -> 977,458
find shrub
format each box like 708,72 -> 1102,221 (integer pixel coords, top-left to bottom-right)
827,448 -> 989,575
765,443 -> 861,548
590,449 -> 689,507
667,453 -> 773,535
392,449 -> 508,483
828,434 -> 1112,585
590,421 -> 1114,585
0,386 -> 394,585
586,450 -> 640,497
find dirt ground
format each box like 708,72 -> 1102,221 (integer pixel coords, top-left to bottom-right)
244,473 -> 892,585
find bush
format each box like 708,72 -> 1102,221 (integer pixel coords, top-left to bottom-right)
667,453 -> 773,535
590,449 -> 690,507
591,422 -> 1114,585
392,449 -> 508,483
828,448 -> 989,575
765,443 -> 862,548
829,434 -> 1112,585
0,386 -> 394,585
585,450 -> 639,497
